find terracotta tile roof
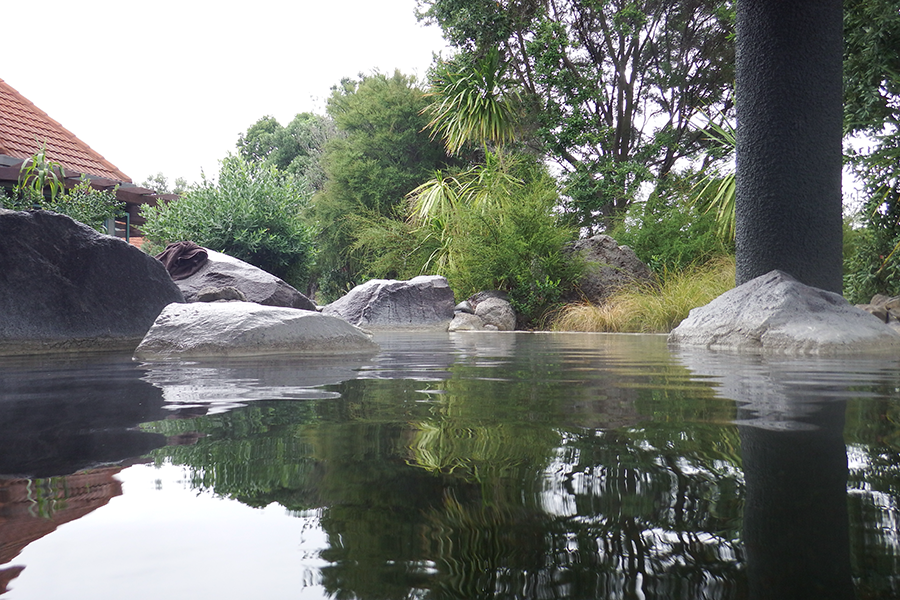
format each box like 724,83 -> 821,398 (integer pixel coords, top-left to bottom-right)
0,78 -> 131,182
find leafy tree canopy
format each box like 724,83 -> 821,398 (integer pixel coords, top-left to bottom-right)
236,112 -> 337,193
141,172 -> 189,195
842,0 -> 900,302
844,0 -> 900,135
417,0 -> 736,231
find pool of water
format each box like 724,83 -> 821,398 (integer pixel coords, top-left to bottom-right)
0,332 -> 898,599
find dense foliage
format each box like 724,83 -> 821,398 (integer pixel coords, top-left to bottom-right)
140,155 -> 316,289
842,0 -> 900,303
312,71 -> 455,299
611,174 -> 733,273
3,172 -> 123,233
354,154 -> 581,325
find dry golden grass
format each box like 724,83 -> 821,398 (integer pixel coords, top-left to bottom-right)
551,255 -> 736,333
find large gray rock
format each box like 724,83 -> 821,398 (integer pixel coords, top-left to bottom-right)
669,270 -> 900,354
322,275 -> 455,331
564,234 -> 653,303
134,302 -> 378,359
0,209 -> 184,355
176,249 -> 316,310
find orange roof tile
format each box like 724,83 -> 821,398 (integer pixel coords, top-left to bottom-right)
0,78 -> 131,182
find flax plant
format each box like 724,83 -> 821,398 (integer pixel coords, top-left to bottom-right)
16,142 -> 66,203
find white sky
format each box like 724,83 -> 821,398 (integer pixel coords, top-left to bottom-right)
3,0 -> 449,186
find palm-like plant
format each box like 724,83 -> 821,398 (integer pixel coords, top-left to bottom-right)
408,153 -> 526,275
17,142 -> 67,204
408,152 -> 524,225
423,49 -> 520,156
409,49 -> 526,271
690,114 -> 736,241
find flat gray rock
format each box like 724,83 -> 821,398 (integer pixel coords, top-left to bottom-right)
176,249 -> 316,310
0,209 -> 184,355
134,302 -> 378,359
668,270 -> 900,354
322,275 -> 455,331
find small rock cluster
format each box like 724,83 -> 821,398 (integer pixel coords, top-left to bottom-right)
856,294 -> 900,333
449,292 -> 516,331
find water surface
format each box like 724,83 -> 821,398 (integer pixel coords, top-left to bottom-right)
1,332 -> 898,599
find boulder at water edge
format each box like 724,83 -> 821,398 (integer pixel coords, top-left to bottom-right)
134,302 -> 378,359
322,275 -> 456,331
0,209 -> 184,355
668,270 -> 900,354
176,249 -> 316,310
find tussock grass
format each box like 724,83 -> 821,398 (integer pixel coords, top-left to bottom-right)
551,255 -> 736,333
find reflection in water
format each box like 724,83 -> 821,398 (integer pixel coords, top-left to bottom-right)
0,467 -> 125,592
139,355 -> 369,412
0,334 -> 898,599
143,333 -> 748,599
676,349 -> 900,600
0,354 -> 167,477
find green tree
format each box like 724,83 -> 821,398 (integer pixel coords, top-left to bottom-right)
418,0 -> 736,231
842,0 -> 900,303
140,155 -> 316,288
141,172 -> 189,195
236,112 -> 337,193
355,64 -> 580,325
312,71 -> 454,300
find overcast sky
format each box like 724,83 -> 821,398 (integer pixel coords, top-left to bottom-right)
3,0 -> 448,187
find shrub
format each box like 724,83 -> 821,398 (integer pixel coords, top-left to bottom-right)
609,176 -> 733,273
2,174 -> 123,232
141,155 -> 316,289
444,174 -> 581,326
843,186 -> 900,304
349,211 -> 441,282
551,255 -> 735,333
354,156 -> 581,326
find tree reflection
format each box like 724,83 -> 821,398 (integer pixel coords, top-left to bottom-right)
146,335 -> 750,599
143,334 -> 900,599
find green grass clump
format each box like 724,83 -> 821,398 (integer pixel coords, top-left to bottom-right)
552,255 -> 735,333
